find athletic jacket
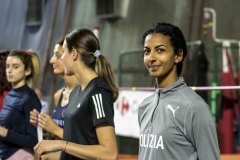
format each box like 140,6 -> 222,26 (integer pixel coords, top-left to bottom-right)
0,85 -> 42,159
138,77 -> 220,160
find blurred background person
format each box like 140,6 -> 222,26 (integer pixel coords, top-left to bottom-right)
0,50 -> 42,160
30,39 -> 79,160
0,50 -> 12,111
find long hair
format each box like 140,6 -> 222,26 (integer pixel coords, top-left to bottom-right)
0,50 -> 12,95
142,22 -> 187,76
65,29 -> 119,101
9,50 -> 40,89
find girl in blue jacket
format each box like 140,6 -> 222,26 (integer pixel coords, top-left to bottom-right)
0,50 -> 41,160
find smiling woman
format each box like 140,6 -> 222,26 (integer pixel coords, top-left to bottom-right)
29,39 -> 79,159
143,32 -> 182,87
138,22 -> 220,160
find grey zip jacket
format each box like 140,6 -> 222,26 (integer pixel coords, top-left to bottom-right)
138,77 -> 220,160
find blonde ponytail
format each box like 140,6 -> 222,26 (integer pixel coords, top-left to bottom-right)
28,52 -> 40,89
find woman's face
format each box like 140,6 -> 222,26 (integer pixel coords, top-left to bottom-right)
6,56 -> 29,88
143,33 -> 181,79
61,40 -> 74,76
50,44 -> 65,75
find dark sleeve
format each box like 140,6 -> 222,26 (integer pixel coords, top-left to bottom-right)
185,102 -> 220,160
90,88 -> 114,127
5,95 -> 42,149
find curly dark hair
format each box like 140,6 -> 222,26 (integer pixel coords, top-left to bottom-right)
0,50 -> 12,95
142,22 -> 188,76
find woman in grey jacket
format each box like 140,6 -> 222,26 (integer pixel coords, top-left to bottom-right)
138,22 -> 220,160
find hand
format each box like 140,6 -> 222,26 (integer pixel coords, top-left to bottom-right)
34,140 -> 65,160
40,151 -> 61,160
30,109 -> 40,127
38,113 -> 59,135
0,126 -> 8,137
